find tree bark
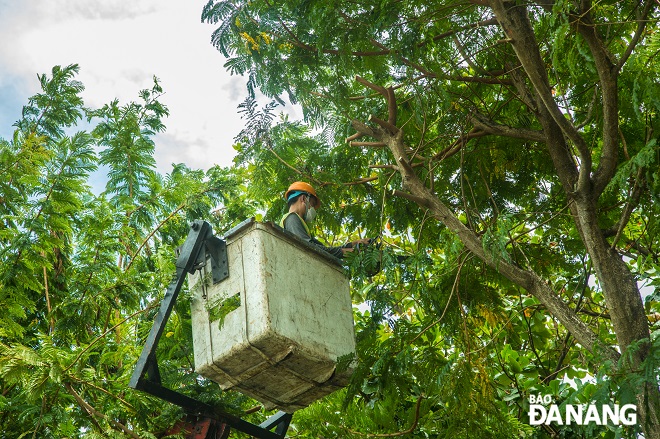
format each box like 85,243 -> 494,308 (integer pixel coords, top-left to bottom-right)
484,2 -> 659,436
352,119 -> 619,364
348,0 -> 659,433
573,194 -> 660,438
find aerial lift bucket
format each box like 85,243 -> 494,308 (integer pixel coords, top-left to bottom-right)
129,219 -> 355,438
190,218 -> 355,413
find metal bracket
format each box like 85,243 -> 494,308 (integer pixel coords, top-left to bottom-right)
129,220 -> 292,439
205,235 -> 229,284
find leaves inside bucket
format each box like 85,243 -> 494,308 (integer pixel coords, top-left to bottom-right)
206,293 -> 242,330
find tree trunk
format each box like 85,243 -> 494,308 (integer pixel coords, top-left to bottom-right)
486,1 -> 660,436
574,196 -> 660,438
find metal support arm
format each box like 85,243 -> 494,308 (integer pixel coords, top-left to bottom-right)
129,220 -> 292,439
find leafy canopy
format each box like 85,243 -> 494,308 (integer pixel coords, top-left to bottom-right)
0,64 -> 259,438
204,0 -> 660,437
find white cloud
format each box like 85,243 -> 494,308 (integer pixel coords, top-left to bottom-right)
0,0 -> 264,170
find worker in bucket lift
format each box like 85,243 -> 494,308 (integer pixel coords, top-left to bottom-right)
280,181 -> 370,259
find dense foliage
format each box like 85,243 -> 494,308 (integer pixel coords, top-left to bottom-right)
0,64 -> 259,438
201,0 -> 660,438
1,0 -> 660,438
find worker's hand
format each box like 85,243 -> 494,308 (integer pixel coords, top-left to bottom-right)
352,238 -> 372,246
351,238 -> 374,253
341,246 -> 355,256
341,238 -> 373,255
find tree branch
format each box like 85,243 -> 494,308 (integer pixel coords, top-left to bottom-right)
62,305 -> 156,374
616,0 -> 654,72
505,62 -> 539,118
345,176 -> 379,186
369,114 -> 399,135
124,203 -> 186,273
346,132 -> 364,142
430,128 -> 485,162
573,0 -> 619,197
449,75 -> 513,85
280,17 -> 499,59
355,76 -> 397,126
352,75 -> 619,361
610,167 -> 645,249
488,0 -> 592,193
386,131 -> 618,362
42,264 -> 54,334
471,113 -> 546,142
507,60 -> 579,196
429,18 -> 499,45
64,383 -> 140,439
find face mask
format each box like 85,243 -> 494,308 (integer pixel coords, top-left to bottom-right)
304,197 -> 317,224
304,206 -> 317,224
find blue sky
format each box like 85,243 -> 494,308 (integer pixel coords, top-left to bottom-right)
0,0 -> 293,171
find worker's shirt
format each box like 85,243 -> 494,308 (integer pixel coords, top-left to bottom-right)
280,212 -> 344,259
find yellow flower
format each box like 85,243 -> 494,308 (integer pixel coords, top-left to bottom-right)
259,32 -> 271,45
239,32 -> 260,52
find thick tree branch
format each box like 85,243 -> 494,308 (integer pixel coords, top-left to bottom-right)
353,117 -> 618,363
346,132 -> 364,142
506,62 -> 538,113
570,191 -> 659,436
488,0 -> 592,193
355,76 -> 397,126
355,75 -> 389,96
573,0 -> 619,197
351,70 -> 619,360
471,113 -> 546,142
369,114 -> 399,135
453,34 -> 491,76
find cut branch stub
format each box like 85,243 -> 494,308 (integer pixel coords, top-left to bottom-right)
369,114 -> 399,136
355,75 -> 398,128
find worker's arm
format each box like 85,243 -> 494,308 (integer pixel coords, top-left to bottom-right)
282,214 -> 345,259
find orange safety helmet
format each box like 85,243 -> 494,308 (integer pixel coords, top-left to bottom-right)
284,181 -> 320,208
